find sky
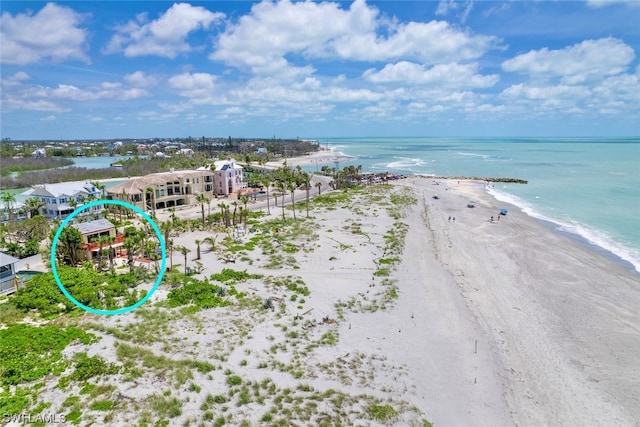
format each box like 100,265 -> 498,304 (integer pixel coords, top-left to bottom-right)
1,0 -> 639,140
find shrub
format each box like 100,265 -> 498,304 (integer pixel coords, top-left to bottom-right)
0,324 -> 93,385
367,404 -> 398,421
226,375 -> 242,386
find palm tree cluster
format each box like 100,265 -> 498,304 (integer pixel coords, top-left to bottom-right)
122,226 -> 161,273
267,164 -> 314,220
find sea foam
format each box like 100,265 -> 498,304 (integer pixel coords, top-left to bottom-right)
488,187 -> 640,273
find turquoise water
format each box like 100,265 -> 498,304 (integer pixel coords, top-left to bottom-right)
314,137 -> 640,272
16,270 -> 44,281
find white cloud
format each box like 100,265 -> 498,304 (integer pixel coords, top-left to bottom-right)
168,72 -> 217,100
0,3 -> 89,64
502,37 -> 635,84
586,0 -> 640,7
124,71 -> 159,87
105,3 -> 224,58
211,0 -> 499,76
363,61 -> 499,88
1,73 -> 151,113
435,0 -> 474,23
501,84 -> 591,101
40,115 -> 57,121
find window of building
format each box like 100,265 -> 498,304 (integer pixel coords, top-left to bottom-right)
0,264 -> 13,280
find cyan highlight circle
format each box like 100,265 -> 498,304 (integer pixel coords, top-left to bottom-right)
50,199 -> 166,315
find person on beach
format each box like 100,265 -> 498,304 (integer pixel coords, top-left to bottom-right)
448,216 -> 451,222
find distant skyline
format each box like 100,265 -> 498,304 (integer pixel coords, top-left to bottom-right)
1,0 -> 639,140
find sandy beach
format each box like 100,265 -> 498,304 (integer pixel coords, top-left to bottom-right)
13,176 -> 640,426
264,149 -> 354,170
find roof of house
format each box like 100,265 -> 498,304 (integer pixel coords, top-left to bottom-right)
0,251 -> 20,267
71,218 -> 115,235
214,160 -> 243,171
107,169 -> 215,195
22,181 -> 98,198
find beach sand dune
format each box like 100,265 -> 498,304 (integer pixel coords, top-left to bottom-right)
24,176 -> 640,426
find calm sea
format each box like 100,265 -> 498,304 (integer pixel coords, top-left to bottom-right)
313,137 -> 640,273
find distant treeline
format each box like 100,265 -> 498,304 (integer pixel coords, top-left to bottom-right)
1,153 -> 237,189
0,157 -> 172,189
0,157 -> 74,176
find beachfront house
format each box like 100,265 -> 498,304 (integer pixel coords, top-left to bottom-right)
107,169 -> 218,212
0,251 -> 19,296
22,181 -> 104,219
213,159 -> 245,196
71,218 -> 122,262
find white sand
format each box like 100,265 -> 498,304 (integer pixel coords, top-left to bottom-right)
25,176 -> 640,426
409,178 -> 640,426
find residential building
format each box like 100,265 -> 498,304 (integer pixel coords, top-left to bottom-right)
22,181 -> 104,219
107,169 -> 218,212
0,252 -> 19,296
213,159 -> 244,196
71,218 -> 121,262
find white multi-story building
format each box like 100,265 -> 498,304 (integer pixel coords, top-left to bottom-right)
22,181 -> 104,219
212,159 -> 244,196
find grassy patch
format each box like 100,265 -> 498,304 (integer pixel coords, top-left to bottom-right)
0,324 -> 95,385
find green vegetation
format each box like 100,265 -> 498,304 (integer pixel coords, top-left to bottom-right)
12,267 -> 149,316
265,276 -> 310,296
166,273 -> 246,311
0,156 -> 74,176
367,404 -> 399,422
0,324 -> 94,385
210,268 -> 262,283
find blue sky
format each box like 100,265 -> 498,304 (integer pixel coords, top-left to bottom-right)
1,0 -> 639,140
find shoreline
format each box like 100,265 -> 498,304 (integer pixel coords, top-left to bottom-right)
406,176 -> 640,425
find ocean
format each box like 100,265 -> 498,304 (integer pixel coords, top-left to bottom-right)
312,137 -> 640,273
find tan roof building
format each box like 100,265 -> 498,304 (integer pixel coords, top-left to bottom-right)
107,169 -> 218,213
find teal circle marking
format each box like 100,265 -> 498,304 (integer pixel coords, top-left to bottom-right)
50,199 -> 166,315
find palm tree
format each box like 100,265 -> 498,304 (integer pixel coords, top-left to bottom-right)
231,201 -> 238,226
1,192 -> 16,220
239,195 -> 249,231
263,178 -> 272,215
315,181 -> 322,195
92,181 -> 106,199
195,239 -> 201,260
106,235 -> 116,268
25,197 -> 44,218
275,180 -> 286,220
177,245 -> 191,275
160,221 -> 172,248
168,238 -> 174,270
145,187 -> 156,217
302,173 -> 311,218
288,181 -> 297,220
203,236 -> 217,253
196,193 -> 209,224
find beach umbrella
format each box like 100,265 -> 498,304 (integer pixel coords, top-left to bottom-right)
500,208 -> 508,215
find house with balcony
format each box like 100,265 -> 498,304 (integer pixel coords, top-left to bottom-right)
22,181 -> 104,219
213,159 -> 245,196
107,169 -> 218,212
71,218 -> 122,262
0,252 -> 20,296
